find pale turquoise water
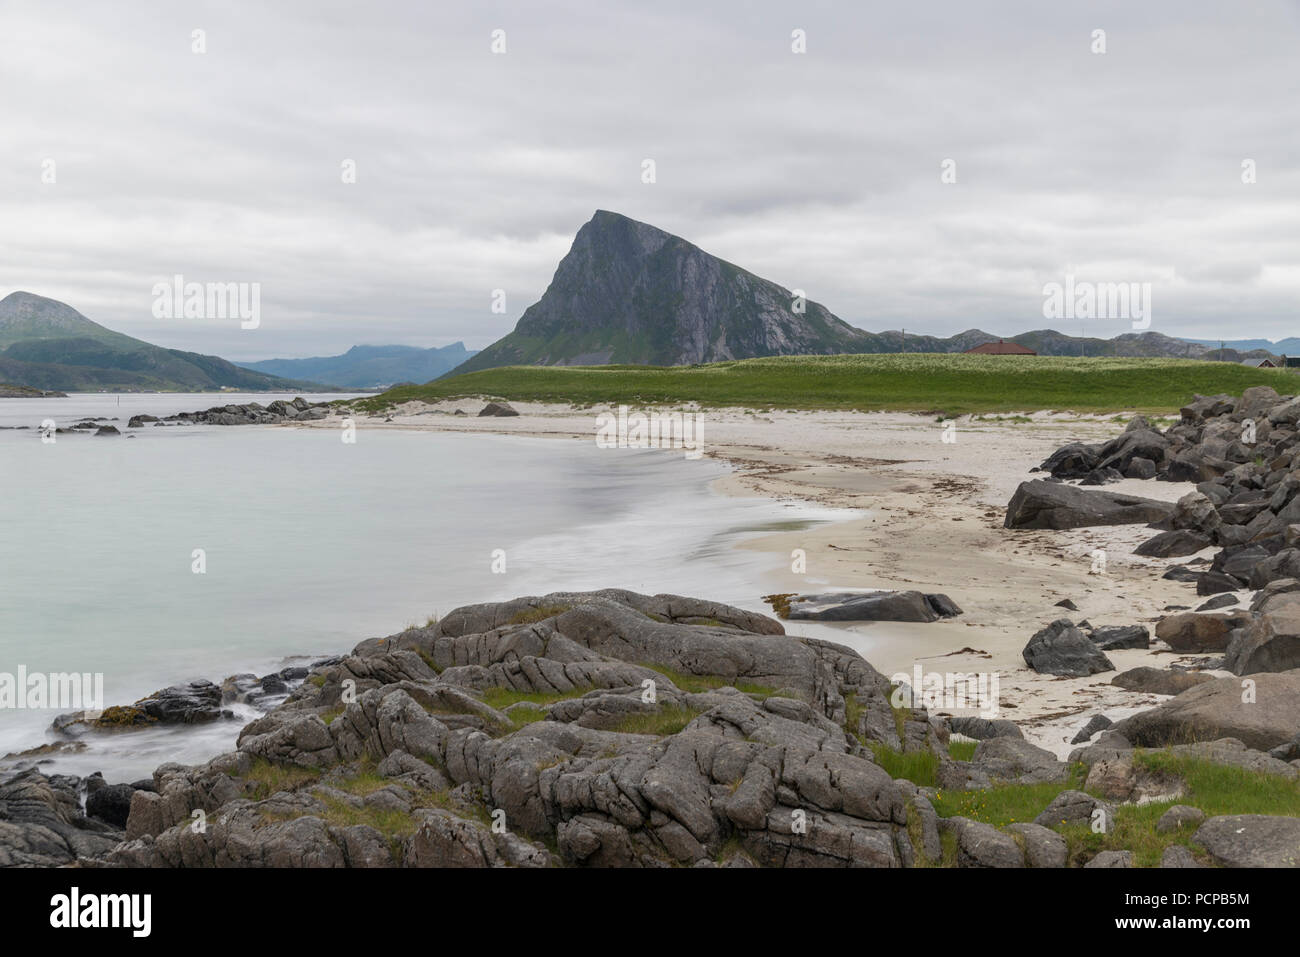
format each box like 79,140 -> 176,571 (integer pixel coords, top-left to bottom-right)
0,394 -> 855,778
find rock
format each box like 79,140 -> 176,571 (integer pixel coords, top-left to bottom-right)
947,716 -> 1023,741
941,817 -> 1024,868
1224,612 -> 1300,675
1004,822 -> 1067,868
1070,714 -> 1113,744
479,401 -> 519,417
85,783 -> 137,828
1112,671 -> 1300,750
134,680 -> 232,724
1054,598 -> 1078,610
1251,578 -> 1300,611
1154,611 -> 1252,653
1180,394 -> 1235,424
1004,480 -> 1175,530
1193,815 -> 1300,867
1195,594 -> 1238,611
0,770 -> 122,866
781,590 -> 961,622
1160,845 -> 1203,868
970,737 -> 1067,784
1125,457 -> 1157,480
1089,625 -> 1150,651
1156,805 -> 1206,834
1248,549 -> 1300,589
1135,529 -> 1212,558
1163,565 -> 1201,582
1196,571 -> 1242,596
1081,468 -> 1123,486
1085,850 -> 1132,868
1022,620 -> 1115,677
1033,790 -> 1114,833
1111,667 -> 1214,696
94,425 -> 120,435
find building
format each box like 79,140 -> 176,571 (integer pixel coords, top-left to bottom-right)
964,340 -> 1037,356
1241,358 -> 1278,368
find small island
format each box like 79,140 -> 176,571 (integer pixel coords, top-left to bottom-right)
0,383 -> 67,398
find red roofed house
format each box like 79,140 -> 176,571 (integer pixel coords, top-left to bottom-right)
964,340 -> 1037,355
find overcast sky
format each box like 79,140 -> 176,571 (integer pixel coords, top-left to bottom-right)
3,0 -> 1298,360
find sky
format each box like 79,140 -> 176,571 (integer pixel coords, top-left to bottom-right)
3,0 -> 1298,360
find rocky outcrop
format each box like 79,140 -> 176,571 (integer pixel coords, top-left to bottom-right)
88,590 -> 962,869
0,770 -> 123,866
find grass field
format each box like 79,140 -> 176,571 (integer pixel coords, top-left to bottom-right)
356,354 -> 1296,416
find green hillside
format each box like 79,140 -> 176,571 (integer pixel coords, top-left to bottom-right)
357,353 -> 1298,416
0,291 -> 332,392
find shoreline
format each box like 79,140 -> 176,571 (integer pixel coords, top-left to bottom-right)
306,397 -> 1234,756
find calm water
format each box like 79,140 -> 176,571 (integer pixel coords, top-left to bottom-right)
0,394 -> 855,778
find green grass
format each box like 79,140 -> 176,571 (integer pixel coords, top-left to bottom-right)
869,744 -> 941,786
947,739 -> 979,762
931,767 -> 1088,828
607,705 -> 702,736
929,751 -> 1300,866
639,663 -> 778,697
508,604 -> 571,625
350,354 -> 1294,417
244,758 -> 322,800
480,686 -> 591,710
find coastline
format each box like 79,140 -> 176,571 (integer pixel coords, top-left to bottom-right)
305,398 -> 1232,756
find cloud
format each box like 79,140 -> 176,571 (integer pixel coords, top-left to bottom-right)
1,0 -> 1297,359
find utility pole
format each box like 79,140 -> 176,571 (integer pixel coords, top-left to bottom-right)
901,328 -> 905,353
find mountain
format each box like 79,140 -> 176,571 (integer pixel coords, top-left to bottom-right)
235,343 -> 478,389
454,212 -> 1285,376
1180,337 -> 1300,355
453,210 -> 875,374
0,292 -> 332,392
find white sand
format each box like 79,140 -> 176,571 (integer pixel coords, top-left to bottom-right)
295,397 -> 1234,756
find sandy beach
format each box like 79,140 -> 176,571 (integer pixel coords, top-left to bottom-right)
305,398 -> 1236,757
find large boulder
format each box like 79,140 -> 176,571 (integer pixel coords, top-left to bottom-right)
1154,611 -> 1252,653
1022,620 -> 1115,677
1134,529 -> 1212,558
781,591 -> 961,623
1112,671 -> 1300,750
1111,667 -> 1214,696
1004,480 -> 1175,530
1225,612 -> 1300,675
1193,815 -> 1300,868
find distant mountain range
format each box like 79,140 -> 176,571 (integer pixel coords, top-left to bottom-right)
235,343 -> 478,389
454,211 -> 1289,375
1179,337 -> 1300,355
0,292 -> 331,392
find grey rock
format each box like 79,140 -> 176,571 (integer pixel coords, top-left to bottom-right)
1193,814 -> 1300,867
1156,805 -> 1206,834
1004,480 -> 1175,530
1022,619 -> 1115,677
